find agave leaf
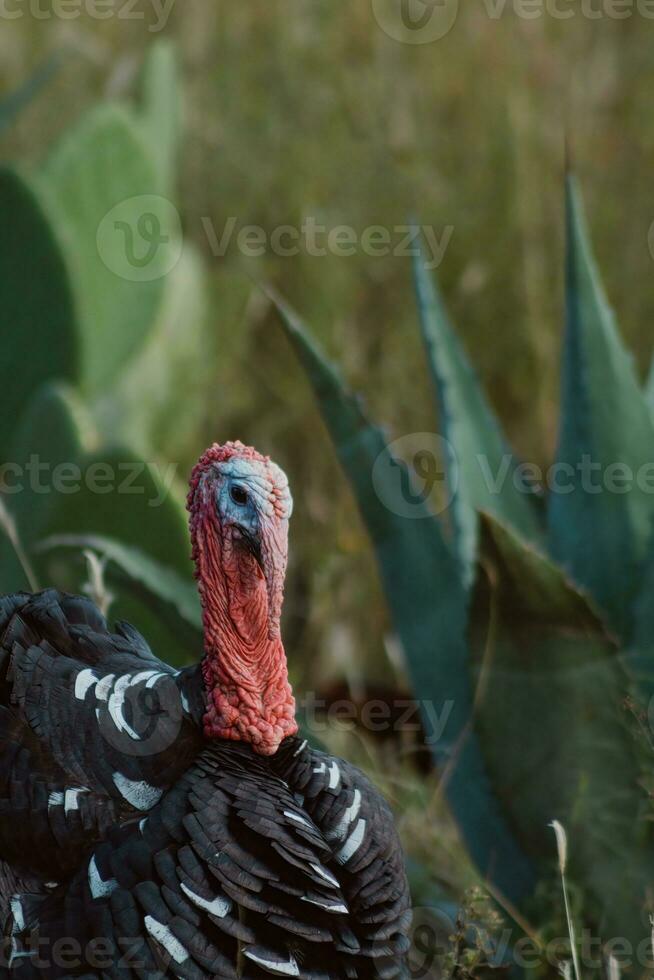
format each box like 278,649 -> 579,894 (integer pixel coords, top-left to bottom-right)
413,245 -> 544,583
0,53 -> 61,137
35,103 -> 175,392
0,168 -> 78,460
270,289 -> 535,905
482,510 -> 607,627
548,176 -> 654,638
137,39 -> 181,195
475,512 -> 654,950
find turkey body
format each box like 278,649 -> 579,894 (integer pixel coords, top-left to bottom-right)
0,591 -> 411,979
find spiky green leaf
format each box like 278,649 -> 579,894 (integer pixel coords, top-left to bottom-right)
271,289 -> 535,905
413,245 -> 544,582
548,176 -> 654,637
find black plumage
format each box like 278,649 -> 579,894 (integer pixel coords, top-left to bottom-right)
0,590 -> 411,979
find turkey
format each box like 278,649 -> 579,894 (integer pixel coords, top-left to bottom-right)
0,441 -> 411,979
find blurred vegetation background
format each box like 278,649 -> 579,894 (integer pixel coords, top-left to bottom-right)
2,5 -> 654,974
0,0 -> 654,669
5,3 -> 654,693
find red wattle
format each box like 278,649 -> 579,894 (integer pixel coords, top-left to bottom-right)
187,442 -> 298,756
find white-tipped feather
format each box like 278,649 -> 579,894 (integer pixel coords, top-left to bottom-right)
244,949 -> 300,976
74,669 -> 98,700
129,670 -> 161,687
144,917 -> 188,964
112,773 -> 162,811
88,856 -> 118,898
94,674 -> 115,701
283,810 -> 311,828
180,883 -> 231,918
336,818 -> 366,864
332,789 -> 362,841
302,895 -> 348,914
145,672 -> 167,688
310,863 -> 340,888
10,897 -> 25,933
328,761 -> 341,790
108,675 -> 131,719
107,677 -> 141,740
64,788 -> 86,813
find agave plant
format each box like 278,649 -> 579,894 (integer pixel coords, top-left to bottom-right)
270,178 -> 654,953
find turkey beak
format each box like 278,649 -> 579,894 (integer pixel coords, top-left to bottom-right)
235,524 -> 263,569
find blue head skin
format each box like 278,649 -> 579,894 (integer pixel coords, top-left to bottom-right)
189,442 -> 293,638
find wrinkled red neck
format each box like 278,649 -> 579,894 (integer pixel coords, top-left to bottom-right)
192,511 -> 297,755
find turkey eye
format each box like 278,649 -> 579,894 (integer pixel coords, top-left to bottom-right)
230,485 -> 249,507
